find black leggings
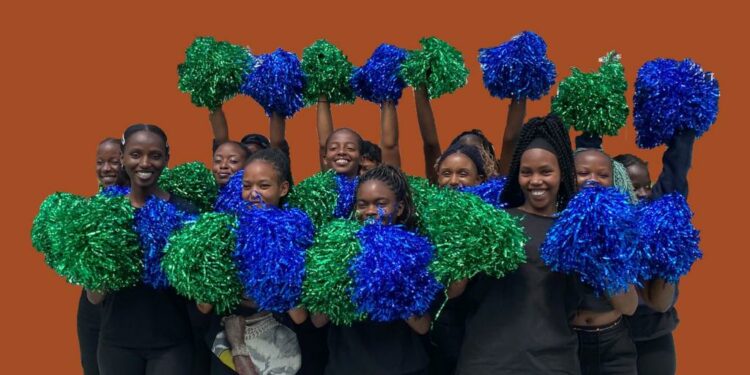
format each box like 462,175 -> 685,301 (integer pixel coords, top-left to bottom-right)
576,319 -> 637,375
77,291 -> 101,375
97,341 -> 193,375
635,333 -> 676,375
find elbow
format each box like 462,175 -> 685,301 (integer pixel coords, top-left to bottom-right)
620,302 -> 638,316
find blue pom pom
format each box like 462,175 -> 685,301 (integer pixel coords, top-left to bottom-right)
134,197 -> 196,288
350,222 -> 442,321
233,206 -> 314,312
334,174 -> 359,219
478,31 -> 557,100
634,58 -> 720,148
637,193 -> 701,283
214,170 -> 246,215
241,48 -> 306,118
99,185 -> 130,197
350,44 -> 409,104
459,176 -> 508,209
541,184 -> 640,295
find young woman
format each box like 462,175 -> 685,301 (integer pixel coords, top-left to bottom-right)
202,148 -> 306,375
614,129 -> 696,375
77,138 -> 126,375
456,115 -> 582,374
359,140 -> 382,175
87,124 -> 198,375
572,146 -> 639,375
414,85 -> 527,182
312,165 -> 432,375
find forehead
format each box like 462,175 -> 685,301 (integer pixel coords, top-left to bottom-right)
358,179 -> 395,198
243,159 -> 278,178
520,148 -> 559,166
125,131 -> 165,149
97,141 -> 121,156
328,129 -> 360,145
440,152 -> 477,170
575,150 -> 611,167
215,142 -> 246,156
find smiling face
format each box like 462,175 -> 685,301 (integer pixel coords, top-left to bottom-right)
626,163 -> 652,200
96,141 -> 122,187
575,150 -> 613,189
241,160 -> 289,208
213,142 -> 247,186
355,179 -> 404,224
437,152 -> 485,189
325,129 -> 361,177
122,131 -> 168,189
518,148 -> 561,216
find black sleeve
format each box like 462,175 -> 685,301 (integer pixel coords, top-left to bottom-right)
574,133 -> 603,150
651,129 -> 696,199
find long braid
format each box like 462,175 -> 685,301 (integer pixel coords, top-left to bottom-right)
358,165 -> 417,230
501,114 -> 576,211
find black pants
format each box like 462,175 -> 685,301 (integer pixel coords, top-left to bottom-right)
635,333 -> 676,375
77,291 -> 101,375
97,341 -> 193,375
576,319 -> 637,375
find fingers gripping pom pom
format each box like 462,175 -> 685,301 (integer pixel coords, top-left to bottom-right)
178,36 -> 252,110
301,39 -> 356,106
634,58 -> 719,148
241,48 -> 306,118
478,31 -> 556,100
401,37 -> 469,99
552,51 -> 629,136
351,44 -> 409,104
163,213 -> 243,314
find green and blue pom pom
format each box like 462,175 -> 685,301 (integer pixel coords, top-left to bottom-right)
241,48 -> 306,118
351,44 -> 408,104
301,39 -> 356,106
400,37 -> 468,99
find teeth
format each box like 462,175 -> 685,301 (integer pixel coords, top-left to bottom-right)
334,159 -> 349,166
531,190 -> 545,196
136,171 -> 153,179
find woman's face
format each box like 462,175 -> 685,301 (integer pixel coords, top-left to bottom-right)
355,180 -> 403,224
96,142 -> 122,187
518,148 -> 561,215
325,130 -> 361,177
241,160 -> 289,208
122,131 -> 168,189
626,164 -> 652,200
575,150 -> 613,189
359,157 -> 379,176
437,153 -> 484,188
213,143 -> 246,186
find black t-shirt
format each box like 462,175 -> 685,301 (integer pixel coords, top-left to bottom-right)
77,289 -> 101,330
325,320 -> 428,375
456,208 -> 581,375
578,283 -> 614,313
99,195 -> 197,348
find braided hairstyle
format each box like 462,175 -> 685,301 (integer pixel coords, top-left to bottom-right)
500,114 -> 576,211
246,148 -> 293,187
357,165 -> 417,230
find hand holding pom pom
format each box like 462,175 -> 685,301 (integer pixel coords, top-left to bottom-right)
634,58 -> 719,148
178,37 -> 252,110
552,51 -> 629,136
401,37 -> 469,99
241,48 -> 306,118
478,31 -> 556,100
351,44 -> 409,104
301,39 -> 356,106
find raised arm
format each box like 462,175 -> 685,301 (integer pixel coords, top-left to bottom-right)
651,129 -> 696,199
498,98 -> 527,175
380,100 -> 401,168
415,86 -> 441,183
316,95 -> 334,171
209,106 -> 230,145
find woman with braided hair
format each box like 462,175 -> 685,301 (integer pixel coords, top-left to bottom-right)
456,114 -> 582,374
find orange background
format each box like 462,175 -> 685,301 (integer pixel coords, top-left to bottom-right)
2,0 -> 744,373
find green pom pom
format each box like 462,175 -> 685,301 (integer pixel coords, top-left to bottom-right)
301,219 -> 364,325
178,36 -> 252,110
408,177 -> 527,284
31,193 -> 86,258
301,39 -> 356,106
47,195 -> 141,290
552,51 -> 629,136
163,213 -> 242,314
400,37 -> 469,99
287,170 -> 338,229
159,162 -> 218,212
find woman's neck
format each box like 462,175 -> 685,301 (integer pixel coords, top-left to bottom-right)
129,184 -> 168,208
518,201 -> 556,217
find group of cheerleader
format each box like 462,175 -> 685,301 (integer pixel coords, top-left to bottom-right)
32,31 -> 717,375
